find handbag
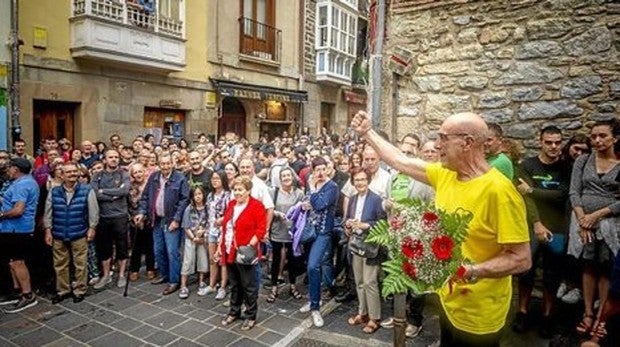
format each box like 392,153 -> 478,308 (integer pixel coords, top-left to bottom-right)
300,214 -> 317,243
235,245 -> 258,265
348,232 -> 379,258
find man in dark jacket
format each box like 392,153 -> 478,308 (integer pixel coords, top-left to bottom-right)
135,154 -> 190,295
91,149 -> 131,289
44,162 -> 99,304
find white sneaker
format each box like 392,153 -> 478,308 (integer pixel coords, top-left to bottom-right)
299,301 -> 322,313
405,324 -> 422,338
205,285 -> 217,295
556,283 -> 568,299
594,299 -> 600,310
561,288 -> 582,304
117,276 -> 127,288
215,288 -> 227,300
311,310 -> 324,327
381,317 -> 394,329
197,282 -> 208,296
88,277 -> 100,286
179,287 -> 189,299
93,275 -> 112,290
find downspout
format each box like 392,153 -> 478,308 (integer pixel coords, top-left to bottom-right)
298,0 -> 306,136
369,0 -> 384,129
9,0 -> 21,147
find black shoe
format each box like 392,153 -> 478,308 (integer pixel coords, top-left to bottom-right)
335,290 -> 356,303
51,293 -> 71,304
0,292 -> 21,306
3,294 -> 37,314
72,294 -> 85,303
512,312 -> 528,333
539,315 -> 554,339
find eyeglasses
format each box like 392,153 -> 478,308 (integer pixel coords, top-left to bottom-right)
437,133 -> 471,141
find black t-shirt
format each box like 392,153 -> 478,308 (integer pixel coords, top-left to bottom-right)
187,168 -> 214,195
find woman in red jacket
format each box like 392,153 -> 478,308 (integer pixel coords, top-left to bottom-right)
216,176 -> 266,331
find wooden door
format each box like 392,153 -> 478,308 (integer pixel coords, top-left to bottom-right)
33,100 -> 76,147
218,97 -> 246,139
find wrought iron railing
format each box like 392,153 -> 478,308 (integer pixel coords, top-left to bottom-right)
72,0 -> 184,38
239,16 -> 282,63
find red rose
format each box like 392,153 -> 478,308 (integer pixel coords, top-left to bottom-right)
401,237 -> 423,259
402,261 -> 417,279
422,211 -> 440,225
431,235 -> 455,261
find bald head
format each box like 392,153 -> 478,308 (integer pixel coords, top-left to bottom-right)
444,113 -> 488,141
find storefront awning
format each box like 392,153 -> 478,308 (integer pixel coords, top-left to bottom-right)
343,90 -> 367,105
211,79 -> 308,103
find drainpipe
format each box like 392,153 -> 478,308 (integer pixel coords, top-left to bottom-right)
9,0 -> 22,147
369,0 -> 384,129
298,0 -> 306,136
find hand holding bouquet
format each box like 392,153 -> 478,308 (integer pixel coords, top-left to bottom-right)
367,198 -> 472,297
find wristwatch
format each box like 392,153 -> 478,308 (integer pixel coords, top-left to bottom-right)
467,264 -> 479,283
0,211 -> 4,219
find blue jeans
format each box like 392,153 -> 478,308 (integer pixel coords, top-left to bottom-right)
308,233 -> 332,311
153,219 -> 182,285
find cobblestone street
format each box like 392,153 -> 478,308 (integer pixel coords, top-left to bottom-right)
0,272 -> 578,347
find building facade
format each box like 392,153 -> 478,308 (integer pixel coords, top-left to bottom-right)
0,0 -> 10,149
382,0 -> 619,148
18,0 -> 211,151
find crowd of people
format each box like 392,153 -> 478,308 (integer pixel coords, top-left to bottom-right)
0,113 -> 619,346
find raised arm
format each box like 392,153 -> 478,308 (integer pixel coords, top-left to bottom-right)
350,111 -> 429,185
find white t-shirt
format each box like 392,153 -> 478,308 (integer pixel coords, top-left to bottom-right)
342,167 -> 390,200
251,175 -> 274,209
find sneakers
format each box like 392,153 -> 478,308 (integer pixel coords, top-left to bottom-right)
117,276 -> 127,288
88,276 -> 100,286
556,282 -> 568,299
179,287 -> 189,299
93,275 -> 112,290
381,317 -> 395,329
205,285 -> 217,295
197,282 -> 208,296
3,294 -> 38,314
561,288 -> 582,304
512,312 -> 527,333
311,310 -> 324,327
215,288 -> 227,300
300,301 -> 323,313
405,324 -> 422,338
0,293 -> 21,306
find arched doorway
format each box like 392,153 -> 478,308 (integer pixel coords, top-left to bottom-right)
218,97 -> 246,139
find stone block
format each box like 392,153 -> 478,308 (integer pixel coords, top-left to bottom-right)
513,26 -> 526,40
479,27 -> 509,44
511,87 -> 544,101
590,113 -> 617,121
66,321 -> 113,343
495,62 -> 563,85
398,105 -> 420,117
420,62 -> 470,75
526,18 -> 573,39
11,326 -> 63,346
569,66 -> 595,77
481,108 -> 514,123
497,47 -> 514,59
542,120 -> 583,130
89,331 -> 143,347
597,102 -> 617,113
610,81 -> 620,94
505,123 -> 537,139
515,40 -> 563,59
453,15 -> 470,25
518,100 -> 583,120
561,75 -> 603,99
426,94 -> 472,121
458,76 -> 488,90
401,91 -> 423,105
565,27 -> 612,56
412,76 -> 442,92
457,28 -> 479,44
479,91 -> 510,109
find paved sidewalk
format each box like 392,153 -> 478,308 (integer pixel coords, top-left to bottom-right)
0,274 -> 580,346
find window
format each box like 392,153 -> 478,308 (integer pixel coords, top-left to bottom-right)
240,0 -> 278,61
318,52 -> 325,72
315,1 -> 358,81
158,0 -> 181,20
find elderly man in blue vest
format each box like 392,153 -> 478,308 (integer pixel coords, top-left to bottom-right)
44,162 -> 99,304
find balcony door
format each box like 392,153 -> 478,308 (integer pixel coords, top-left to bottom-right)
33,100 -> 77,150
240,0 -> 276,59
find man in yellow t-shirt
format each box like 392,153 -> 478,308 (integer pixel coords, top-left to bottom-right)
350,111 -> 531,346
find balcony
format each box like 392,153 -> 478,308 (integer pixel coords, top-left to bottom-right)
238,17 -> 281,65
70,0 -> 186,72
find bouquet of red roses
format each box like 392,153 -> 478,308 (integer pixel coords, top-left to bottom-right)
366,198 -> 472,297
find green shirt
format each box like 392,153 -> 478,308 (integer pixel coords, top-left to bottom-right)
487,153 -> 514,180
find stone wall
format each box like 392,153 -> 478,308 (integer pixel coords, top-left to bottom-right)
385,0 -> 620,150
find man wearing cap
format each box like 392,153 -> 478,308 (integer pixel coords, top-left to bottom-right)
0,158 -> 40,313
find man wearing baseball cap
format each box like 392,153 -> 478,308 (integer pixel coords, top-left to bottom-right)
0,157 -> 40,313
